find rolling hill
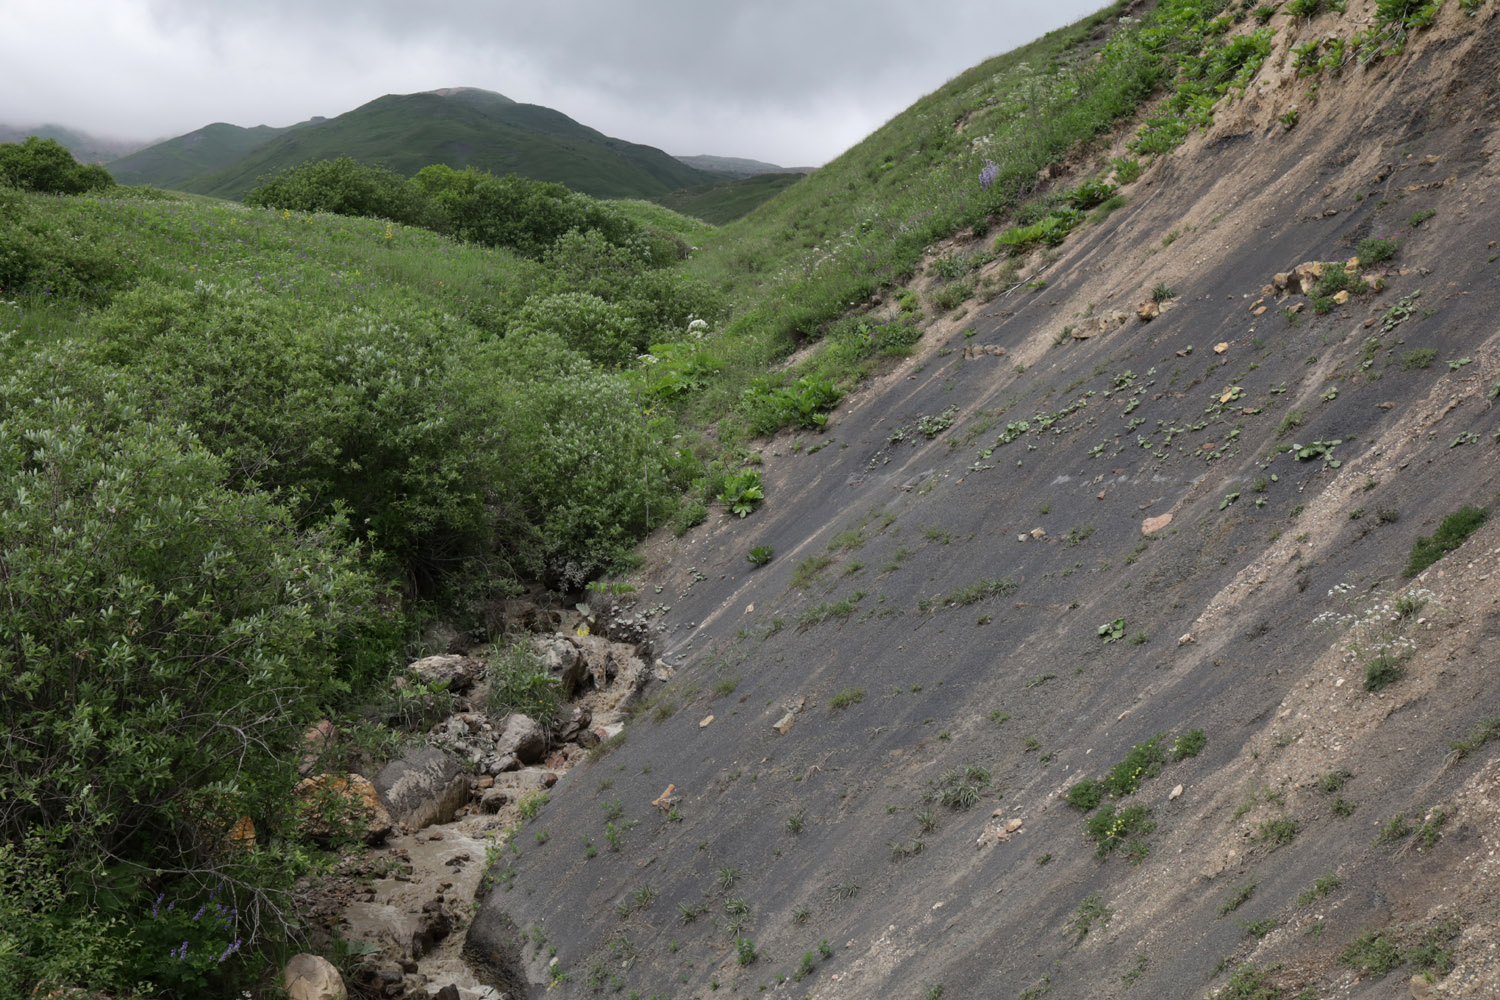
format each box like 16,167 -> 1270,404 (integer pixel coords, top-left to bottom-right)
109,87 -> 720,201
105,120 -> 311,190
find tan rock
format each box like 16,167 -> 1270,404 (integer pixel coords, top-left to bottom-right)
1410,973 -> 1434,999
1169,784 -> 1184,800
1253,305 -> 1267,316
699,715 -> 714,728
299,719 -> 337,776
1005,818 -> 1023,833
225,814 -> 256,851
1136,300 -> 1160,322
1178,633 -> 1195,645
284,954 -> 347,1000
1272,272 -> 1291,290
1029,527 -> 1047,540
651,784 -> 678,811
1332,290 -> 1351,305
1214,342 -> 1229,354
1142,513 -> 1173,535
294,774 -> 393,845
773,712 -> 796,735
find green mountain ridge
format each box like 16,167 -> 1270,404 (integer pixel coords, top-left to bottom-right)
109,88 -> 721,201
673,153 -> 812,178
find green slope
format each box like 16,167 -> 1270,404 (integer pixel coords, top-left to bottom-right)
105,121 -> 301,188
650,172 -> 807,224
134,89 -> 721,201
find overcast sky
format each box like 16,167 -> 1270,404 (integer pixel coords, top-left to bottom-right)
5,0 -> 1110,166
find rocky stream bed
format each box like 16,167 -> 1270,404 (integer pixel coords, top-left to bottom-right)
284,605 -> 660,1000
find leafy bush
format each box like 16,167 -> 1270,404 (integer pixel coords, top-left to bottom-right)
413,164 -> 639,259
1064,780 -> 1105,811
0,136 -> 115,194
743,375 -> 844,435
1084,803 -> 1155,858
717,469 -> 765,517
1103,735 -> 1167,797
0,189 -> 123,302
245,156 -> 432,225
1401,347 -> 1437,369
1404,505 -> 1487,577
508,291 -> 643,368
0,387 -> 398,994
1356,235 -> 1401,264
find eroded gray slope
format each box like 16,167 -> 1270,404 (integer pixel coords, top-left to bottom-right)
468,10 -> 1500,1000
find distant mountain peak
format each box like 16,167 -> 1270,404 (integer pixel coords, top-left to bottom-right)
425,87 -> 515,103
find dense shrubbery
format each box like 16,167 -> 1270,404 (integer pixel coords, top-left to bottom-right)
0,136 -> 115,194
243,155 -> 432,226
245,157 -> 673,266
0,182 -> 717,994
0,383 -> 400,996
0,187 -> 123,301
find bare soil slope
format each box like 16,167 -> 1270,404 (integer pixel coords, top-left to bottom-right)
468,5 -> 1500,999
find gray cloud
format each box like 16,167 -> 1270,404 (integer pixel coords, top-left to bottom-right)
5,0 -> 1109,165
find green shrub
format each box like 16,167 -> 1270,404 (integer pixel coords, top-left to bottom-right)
1255,817 -> 1299,847
0,136 -> 115,194
0,388 -> 398,994
246,156 -> 432,226
508,291 -> 643,368
717,468 -> 765,517
1084,803 -> 1155,858
414,164 -> 639,259
0,190 -> 123,302
1403,504 -> 1488,577
1064,780 -> 1104,812
1103,735 -> 1167,796
1110,156 -> 1143,183
930,764 -> 991,809
1356,235 -> 1400,264
672,499 -> 708,536
743,375 -> 844,435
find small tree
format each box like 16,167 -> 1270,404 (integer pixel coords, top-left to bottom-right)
0,136 -> 115,194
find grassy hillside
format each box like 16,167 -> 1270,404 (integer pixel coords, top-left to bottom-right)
106,121 -> 302,188
118,89 -> 721,201
651,171 -> 807,224
673,154 -> 807,177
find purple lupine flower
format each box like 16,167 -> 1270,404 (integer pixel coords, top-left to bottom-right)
151,893 -> 165,919
194,904 -> 208,921
174,941 -> 190,960
979,160 -> 1000,192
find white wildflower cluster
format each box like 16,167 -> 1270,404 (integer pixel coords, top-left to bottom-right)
1312,586 -> 1437,663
